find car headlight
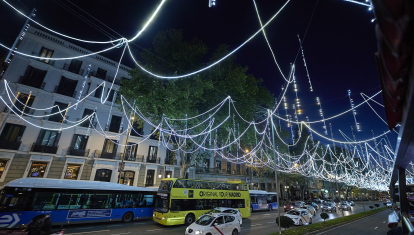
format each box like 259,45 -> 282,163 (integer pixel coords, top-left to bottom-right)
195,231 -> 203,234
162,216 -> 166,220
291,206 -> 294,208
153,213 -> 155,217
328,207 -> 331,209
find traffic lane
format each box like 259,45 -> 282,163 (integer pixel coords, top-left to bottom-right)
61,202 -> 378,235
313,209 -> 390,235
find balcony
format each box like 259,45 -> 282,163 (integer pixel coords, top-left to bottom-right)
90,71 -> 121,85
164,158 -> 177,165
0,140 -> 21,150
18,76 -> 46,90
54,86 -> 77,98
94,150 -> 117,160
63,63 -> 84,76
67,147 -> 90,157
31,143 -> 58,154
195,167 -> 246,176
119,153 -> 144,162
146,156 -> 160,164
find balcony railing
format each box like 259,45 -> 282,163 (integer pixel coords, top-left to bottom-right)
31,143 -> 58,154
146,156 -> 160,164
195,167 -> 247,176
90,71 -> 121,85
63,63 -> 84,76
54,86 -> 77,98
67,147 -> 90,157
94,150 -> 118,160
118,153 -> 144,162
0,140 -> 21,150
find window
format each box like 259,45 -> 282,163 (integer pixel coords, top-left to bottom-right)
215,159 -> 222,170
96,68 -> 107,79
203,158 -> 210,169
38,47 -> 54,64
119,171 -> 134,186
102,139 -> 118,157
80,108 -> 94,128
27,162 -> 48,177
147,146 -> 158,163
36,130 -> 60,147
94,85 -> 103,98
94,169 -> 112,182
124,143 -> 137,160
225,216 -> 235,223
108,115 -> 122,132
64,165 -> 81,179
56,76 -> 78,97
130,122 -> 144,136
0,123 -> 25,143
227,162 -> 232,173
107,89 -> 115,102
20,66 -> 47,89
68,59 -> 82,74
31,192 -> 59,210
145,169 -> 155,186
48,102 -> 68,123
165,171 -> 172,178
10,93 -> 35,116
71,134 -> 88,150
0,160 -> 8,178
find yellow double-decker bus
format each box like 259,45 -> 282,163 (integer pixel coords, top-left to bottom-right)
153,178 -> 250,226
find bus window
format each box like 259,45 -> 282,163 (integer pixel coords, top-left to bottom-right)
0,191 -> 31,211
199,182 -> 212,189
57,194 -> 81,210
212,183 -> 222,190
143,194 -> 154,206
250,195 -> 257,204
174,179 -> 186,188
240,184 -> 247,191
222,184 -> 231,190
230,184 -> 238,190
31,192 -> 59,210
171,199 -> 182,211
219,199 -> 227,207
89,194 -> 111,209
186,180 -> 199,189
159,180 -> 172,191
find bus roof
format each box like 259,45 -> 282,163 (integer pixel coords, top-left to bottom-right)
249,190 -> 277,195
4,178 -> 158,192
162,178 -> 247,185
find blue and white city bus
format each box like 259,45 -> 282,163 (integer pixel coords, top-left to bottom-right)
0,178 -> 158,228
249,190 -> 278,211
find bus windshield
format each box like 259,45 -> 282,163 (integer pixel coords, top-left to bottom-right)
155,193 -> 169,213
158,180 -> 172,191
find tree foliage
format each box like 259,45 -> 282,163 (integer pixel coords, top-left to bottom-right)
119,29 -> 274,177
320,212 -> 329,223
276,216 -> 294,234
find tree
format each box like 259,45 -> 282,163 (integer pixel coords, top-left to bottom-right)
374,204 -> 380,209
119,29 -> 274,177
369,205 -> 374,210
276,216 -> 294,234
320,213 -> 329,223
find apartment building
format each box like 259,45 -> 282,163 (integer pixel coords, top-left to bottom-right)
0,26 -> 180,188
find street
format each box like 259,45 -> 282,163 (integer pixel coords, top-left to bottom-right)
59,202 -> 389,235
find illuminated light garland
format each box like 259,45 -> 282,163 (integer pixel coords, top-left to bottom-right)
343,0 -> 371,7
297,34 -> 313,91
316,97 -> 328,135
126,0 -> 292,80
348,90 -> 361,132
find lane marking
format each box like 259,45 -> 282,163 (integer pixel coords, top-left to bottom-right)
375,227 -> 378,229
66,230 -> 110,235
383,221 -> 386,223
119,233 -> 131,234
146,229 -> 164,232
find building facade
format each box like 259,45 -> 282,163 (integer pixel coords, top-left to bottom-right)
0,26 -> 181,188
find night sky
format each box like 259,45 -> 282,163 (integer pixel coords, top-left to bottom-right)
0,0 -> 397,147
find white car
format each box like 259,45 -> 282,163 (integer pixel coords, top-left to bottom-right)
185,214 -> 241,235
200,207 -> 243,224
299,205 -> 316,216
284,208 -> 313,226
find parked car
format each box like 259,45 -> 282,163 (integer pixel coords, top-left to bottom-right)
300,205 -> 316,216
284,201 -> 305,212
199,207 -> 243,224
284,209 -> 313,226
186,214 -> 241,235
338,201 -> 352,211
305,201 -> 319,210
321,202 -> 337,212
347,201 -> 355,206
313,198 -> 322,203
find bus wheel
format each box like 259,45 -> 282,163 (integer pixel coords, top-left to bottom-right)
122,212 -> 134,222
268,205 -> 272,211
185,213 -> 195,226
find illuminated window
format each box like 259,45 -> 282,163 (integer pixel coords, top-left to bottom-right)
120,171 -> 134,186
64,165 -> 81,180
38,47 -> 54,64
0,160 -> 8,178
27,162 -> 48,178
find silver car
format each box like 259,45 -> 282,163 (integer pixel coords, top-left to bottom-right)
338,201 -> 351,211
300,205 -> 316,216
321,202 -> 337,212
